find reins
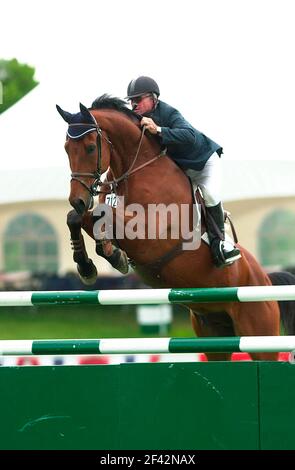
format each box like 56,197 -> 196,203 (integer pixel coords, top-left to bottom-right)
68,123 -> 164,196
102,126 -> 165,188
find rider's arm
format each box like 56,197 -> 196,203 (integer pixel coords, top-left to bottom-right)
160,110 -> 197,146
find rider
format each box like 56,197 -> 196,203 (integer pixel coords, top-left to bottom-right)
126,76 -> 241,268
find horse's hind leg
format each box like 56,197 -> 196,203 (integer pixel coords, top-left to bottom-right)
232,302 -> 280,361
190,310 -> 233,361
67,210 -> 98,285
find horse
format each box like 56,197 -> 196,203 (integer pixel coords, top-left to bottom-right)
56,95 -> 295,361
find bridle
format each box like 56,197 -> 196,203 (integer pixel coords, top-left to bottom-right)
68,122 -> 111,197
68,121 -> 165,197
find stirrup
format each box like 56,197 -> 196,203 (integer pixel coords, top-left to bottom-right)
211,240 -> 241,268
223,253 -> 242,266
221,241 -> 241,265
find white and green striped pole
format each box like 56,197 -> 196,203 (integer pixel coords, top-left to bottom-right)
0,336 -> 295,355
1,285 -> 295,306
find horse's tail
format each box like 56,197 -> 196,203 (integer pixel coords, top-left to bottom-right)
268,271 -> 295,335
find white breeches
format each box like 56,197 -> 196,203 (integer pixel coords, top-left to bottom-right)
185,152 -> 221,207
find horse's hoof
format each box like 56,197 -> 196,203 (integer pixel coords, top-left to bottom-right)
106,248 -> 129,275
77,261 -> 98,285
116,250 -> 129,275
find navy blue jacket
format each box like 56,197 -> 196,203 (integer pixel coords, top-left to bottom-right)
149,101 -> 222,171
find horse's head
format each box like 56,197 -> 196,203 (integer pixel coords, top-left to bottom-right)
56,103 -> 112,215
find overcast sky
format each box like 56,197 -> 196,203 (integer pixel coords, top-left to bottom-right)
1,0 -> 295,164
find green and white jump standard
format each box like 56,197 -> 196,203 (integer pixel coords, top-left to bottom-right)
1,336 -> 295,355
1,285 -> 295,306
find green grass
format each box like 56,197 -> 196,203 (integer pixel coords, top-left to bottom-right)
0,304 -> 194,339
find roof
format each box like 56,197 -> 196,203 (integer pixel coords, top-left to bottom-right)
221,160 -> 295,202
0,160 -> 293,204
0,167 -> 68,204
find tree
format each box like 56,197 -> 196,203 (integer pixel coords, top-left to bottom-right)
0,58 -> 38,114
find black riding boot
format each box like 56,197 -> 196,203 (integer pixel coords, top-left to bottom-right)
206,203 -> 241,268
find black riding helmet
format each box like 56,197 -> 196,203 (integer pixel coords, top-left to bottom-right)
126,76 -> 160,99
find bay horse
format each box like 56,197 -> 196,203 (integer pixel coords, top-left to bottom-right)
57,95 -> 295,361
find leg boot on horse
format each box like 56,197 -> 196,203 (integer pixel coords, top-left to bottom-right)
67,210 -> 98,285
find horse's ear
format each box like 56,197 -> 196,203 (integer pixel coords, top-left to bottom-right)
79,103 -> 91,116
56,105 -> 73,123
79,103 -> 97,124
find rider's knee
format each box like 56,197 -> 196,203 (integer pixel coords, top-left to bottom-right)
199,184 -> 220,207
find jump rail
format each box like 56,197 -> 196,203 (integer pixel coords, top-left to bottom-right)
0,336 -> 295,355
1,285 -> 295,306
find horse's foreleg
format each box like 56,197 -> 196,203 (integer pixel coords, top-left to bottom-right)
95,240 -> 129,274
67,210 -> 98,285
81,211 -> 129,275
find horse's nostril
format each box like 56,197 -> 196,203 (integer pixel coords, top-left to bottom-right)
71,198 -> 86,215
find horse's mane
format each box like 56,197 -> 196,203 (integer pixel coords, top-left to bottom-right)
91,94 -> 139,121
90,94 -> 161,147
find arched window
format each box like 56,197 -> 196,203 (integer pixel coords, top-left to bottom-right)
258,209 -> 295,267
3,213 -> 58,272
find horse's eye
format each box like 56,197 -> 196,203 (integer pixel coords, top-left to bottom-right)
86,144 -> 96,154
